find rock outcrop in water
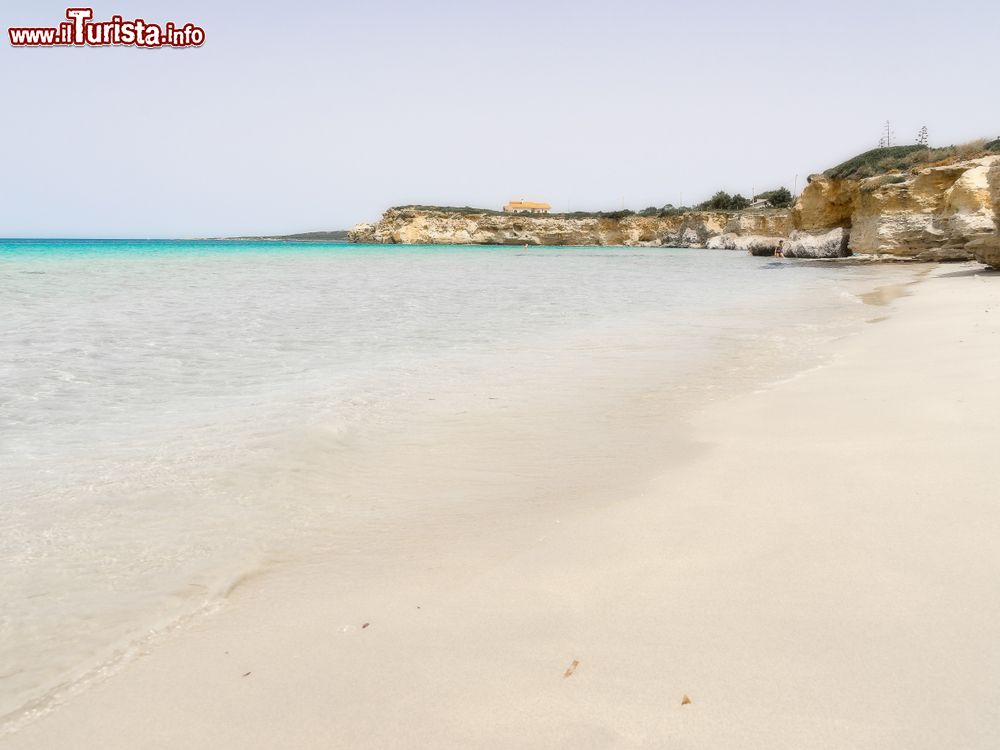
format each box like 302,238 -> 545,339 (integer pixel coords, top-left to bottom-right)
706,233 -> 786,256
781,228 -> 850,259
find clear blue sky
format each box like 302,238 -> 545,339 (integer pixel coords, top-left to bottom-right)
2,0 -> 998,237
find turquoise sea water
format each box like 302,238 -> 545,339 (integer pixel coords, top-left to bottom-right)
0,239 -> 912,732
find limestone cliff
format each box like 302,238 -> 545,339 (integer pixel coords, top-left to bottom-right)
793,156 -> 1000,261
349,208 -> 792,248
971,158 -> 1000,268
793,175 -> 858,231
349,153 -> 999,264
723,211 -> 794,238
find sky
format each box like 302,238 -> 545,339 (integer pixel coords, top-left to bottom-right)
2,0 -> 999,238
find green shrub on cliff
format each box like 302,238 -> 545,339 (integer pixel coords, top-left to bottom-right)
698,191 -> 735,210
658,205 -> 688,217
753,187 -> 793,208
824,145 -> 926,179
859,174 -> 908,193
825,139 -> 997,179
393,205 -> 502,215
695,191 -> 755,211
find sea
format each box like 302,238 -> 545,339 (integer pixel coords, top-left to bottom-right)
0,239 -> 915,733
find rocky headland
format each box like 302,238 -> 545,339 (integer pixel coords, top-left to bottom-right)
798,156 -> 1000,262
350,142 -> 1000,266
350,208 -> 791,250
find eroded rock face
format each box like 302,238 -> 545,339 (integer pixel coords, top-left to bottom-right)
781,228 -> 850,259
793,176 -> 859,231
704,234 -> 733,249
794,156 -> 1000,261
706,233 -> 785,255
348,223 -> 376,243
725,212 -> 794,237
665,213 -> 731,247
850,158 -> 999,260
972,238 -> 1000,268
972,158 -> 1000,268
349,208 -> 790,248
352,208 -> 619,246
739,236 -> 786,256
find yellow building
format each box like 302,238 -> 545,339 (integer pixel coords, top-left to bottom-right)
503,200 -> 551,214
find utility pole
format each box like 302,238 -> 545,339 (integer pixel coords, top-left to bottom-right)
883,120 -> 894,148
793,173 -> 799,198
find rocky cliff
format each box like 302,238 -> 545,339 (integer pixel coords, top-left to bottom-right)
350,153 -> 1000,265
349,208 -> 792,248
970,158 -> 1000,268
793,155 -> 1000,262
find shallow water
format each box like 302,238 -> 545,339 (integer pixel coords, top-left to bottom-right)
0,239 -> 914,730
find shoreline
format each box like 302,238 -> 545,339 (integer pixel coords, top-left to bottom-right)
6,263 -> 999,748
1,244 -> 894,733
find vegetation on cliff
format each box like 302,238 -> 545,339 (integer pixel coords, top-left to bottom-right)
394,205 -> 503,215
753,187 -> 794,208
394,185 -> 794,220
825,140 -> 999,180
695,187 -> 791,211
697,191 -> 750,211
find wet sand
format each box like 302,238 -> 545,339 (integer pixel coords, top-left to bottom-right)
5,264 -> 999,750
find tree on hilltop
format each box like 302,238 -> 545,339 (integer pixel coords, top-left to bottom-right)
699,191 -> 734,210
753,187 -> 793,208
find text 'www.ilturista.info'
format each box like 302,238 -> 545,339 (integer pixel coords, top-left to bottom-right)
8,8 -> 205,48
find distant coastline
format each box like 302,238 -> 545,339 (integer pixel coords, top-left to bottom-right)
216,230 -> 350,242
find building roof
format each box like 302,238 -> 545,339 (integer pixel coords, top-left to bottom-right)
505,200 -> 551,210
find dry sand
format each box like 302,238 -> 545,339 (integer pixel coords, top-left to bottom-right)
6,264 -> 999,749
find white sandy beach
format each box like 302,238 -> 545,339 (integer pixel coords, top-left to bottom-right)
5,264 -> 999,749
